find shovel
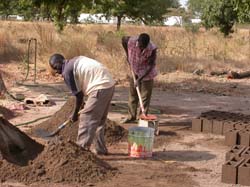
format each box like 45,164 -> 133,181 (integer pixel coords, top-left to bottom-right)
35,109 -> 84,138
129,62 -> 157,121
35,119 -> 72,138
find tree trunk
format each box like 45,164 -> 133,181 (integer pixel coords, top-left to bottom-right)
116,16 -> 122,31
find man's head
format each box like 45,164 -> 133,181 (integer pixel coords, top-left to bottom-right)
138,33 -> 150,50
49,53 -> 65,74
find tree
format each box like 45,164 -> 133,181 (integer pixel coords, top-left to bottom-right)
95,0 -> 180,30
0,0 -> 18,19
202,0 -> 237,36
187,0 -> 206,17
126,0 -> 180,25
28,0 -> 89,32
94,0 -> 126,31
18,0 -> 40,21
232,0 -> 250,23
187,0 -> 250,36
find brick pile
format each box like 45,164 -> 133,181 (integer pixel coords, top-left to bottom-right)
192,110 -> 250,146
222,145 -> 250,185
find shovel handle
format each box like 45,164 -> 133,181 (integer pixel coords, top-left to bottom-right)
58,119 -> 71,130
130,68 -> 146,116
59,108 -> 84,129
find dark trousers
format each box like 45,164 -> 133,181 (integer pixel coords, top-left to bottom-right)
128,78 -> 154,120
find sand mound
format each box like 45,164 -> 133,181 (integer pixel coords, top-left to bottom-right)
0,138 -> 115,184
0,105 -> 15,119
30,97 -> 127,145
0,117 -> 43,166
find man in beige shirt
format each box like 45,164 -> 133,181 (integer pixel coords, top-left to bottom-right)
49,54 -> 115,155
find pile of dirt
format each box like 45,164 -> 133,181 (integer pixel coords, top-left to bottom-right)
0,117 -> 43,166
30,97 -> 128,145
0,138 -> 115,184
0,105 -> 15,119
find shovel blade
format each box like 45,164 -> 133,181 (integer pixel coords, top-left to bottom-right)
34,128 -> 58,139
140,114 -> 157,121
34,121 -> 69,139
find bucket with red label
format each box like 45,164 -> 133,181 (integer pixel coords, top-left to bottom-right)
128,126 -> 155,158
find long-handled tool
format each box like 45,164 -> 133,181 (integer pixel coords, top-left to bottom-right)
130,66 -> 157,121
36,119 -> 71,138
128,61 -> 159,135
35,109 -> 83,138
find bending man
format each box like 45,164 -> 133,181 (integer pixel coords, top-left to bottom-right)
49,54 -> 115,155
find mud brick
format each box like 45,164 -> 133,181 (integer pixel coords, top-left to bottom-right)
200,113 -> 208,118
222,157 -> 245,184
212,120 -> 224,135
202,118 -> 213,133
192,118 -> 202,132
202,110 -> 217,118
238,130 -> 250,146
238,158 -> 250,186
223,121 -> 236,135
235,123 -> 246,131
242,147 -> 250,160
242,121 -> 250,128
225,129 -> 239,146
225,145 -> 247,161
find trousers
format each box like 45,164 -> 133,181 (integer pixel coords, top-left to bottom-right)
77,86 -> 114,153
128,78 -> 154,120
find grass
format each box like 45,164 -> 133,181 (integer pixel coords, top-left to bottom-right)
0,21 -> 250,81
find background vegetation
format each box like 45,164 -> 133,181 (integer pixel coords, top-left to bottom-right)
0,0 -> 250,83
0,21 -> 249,80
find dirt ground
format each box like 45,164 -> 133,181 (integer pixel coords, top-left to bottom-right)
1,65 -> 250,186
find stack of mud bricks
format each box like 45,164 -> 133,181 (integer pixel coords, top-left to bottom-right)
192,110 -> 250,146
222,145 -> 250,185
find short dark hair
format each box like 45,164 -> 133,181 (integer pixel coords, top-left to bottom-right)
49,53 -> 65,71
138,33 -> 150,48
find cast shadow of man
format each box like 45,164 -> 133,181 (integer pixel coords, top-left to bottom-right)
153,150 -> 216,162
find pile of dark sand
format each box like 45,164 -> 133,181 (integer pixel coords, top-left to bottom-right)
0,117 -> 43,166
30,97 -> 127,145
0,138 -> 115,184
0,105 -> 15,119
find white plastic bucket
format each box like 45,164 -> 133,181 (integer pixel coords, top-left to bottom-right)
128,126 -> 155,158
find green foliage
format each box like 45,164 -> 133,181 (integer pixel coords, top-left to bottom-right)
188,0 -> 250,36
202,0 -> 237,36
18,0 -> 40,21
0,0 -> 18,19
94,0 -> 180,30
187,0 -> 206,16
126,0 -> 178,25
0,0 -> 180,31
30,0 -> 88,32
232,0 -> 250,22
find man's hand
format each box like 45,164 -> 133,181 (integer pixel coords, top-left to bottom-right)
134,78 -> 140,88
70,113 -> 78,122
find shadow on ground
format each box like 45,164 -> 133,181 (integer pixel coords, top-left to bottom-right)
153,150 -> 216,162
159,121 -> 192,127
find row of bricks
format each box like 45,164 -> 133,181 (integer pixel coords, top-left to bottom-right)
226,145 -> 250,161
225,128 -> 250,146
222,154 -> 250,185
192,118 -> 250,136
201,110 -> 250,121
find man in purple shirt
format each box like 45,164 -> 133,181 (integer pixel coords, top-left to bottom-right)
121,33 -> 157,123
